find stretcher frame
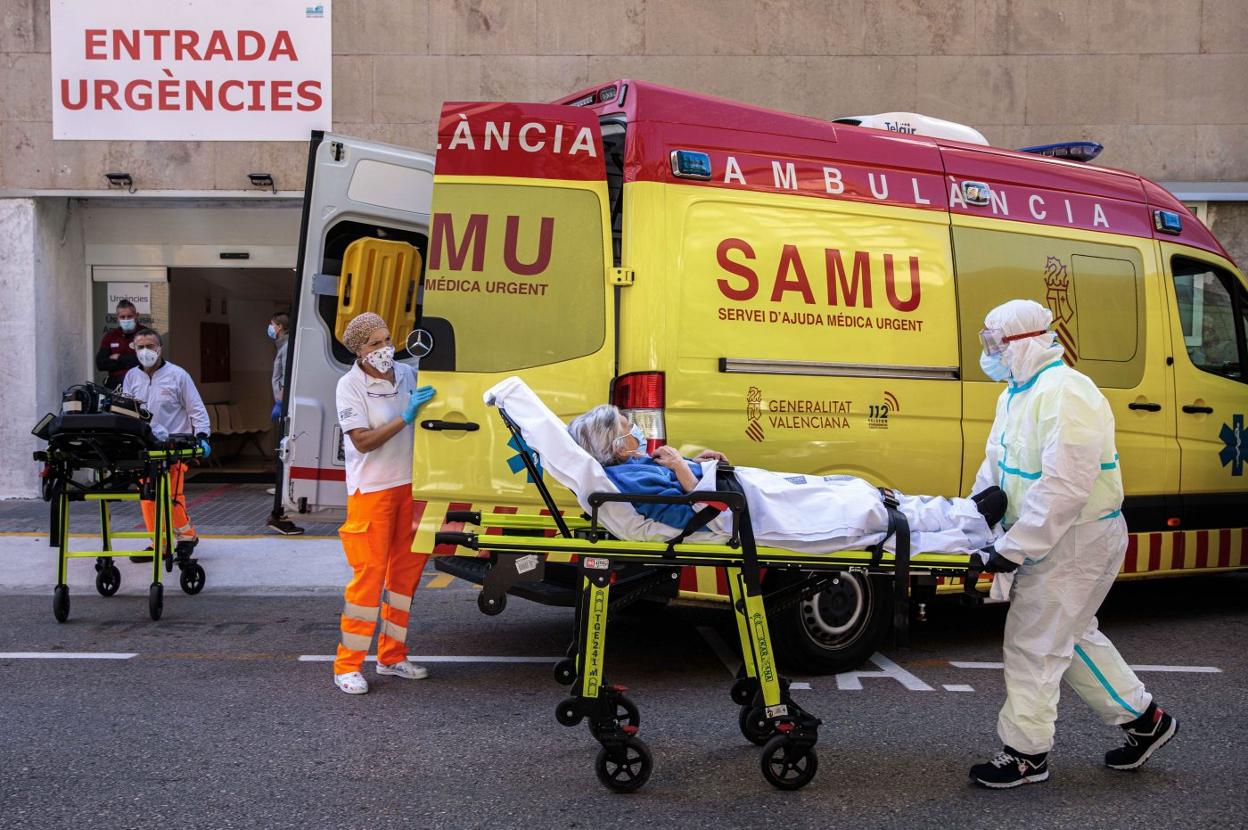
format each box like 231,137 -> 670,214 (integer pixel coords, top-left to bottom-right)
39,439 -> 204,623
435,408 -> 983,792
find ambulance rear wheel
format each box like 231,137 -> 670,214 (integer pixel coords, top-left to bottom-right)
768,571 -> 892,675
595,736 -> 652,793
148,582 -> 163,621
179,563 -> 205,595
95,565 -> 121,597
739,705 -> 775,746
760,735 -> 818,791
53,584 -> 70,623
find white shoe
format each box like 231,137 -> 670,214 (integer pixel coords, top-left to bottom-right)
266,487 -> 276,495
376,660 -> 428,680
334,671 -> 369,695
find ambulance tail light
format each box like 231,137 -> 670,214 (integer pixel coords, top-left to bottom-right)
612,372 -> 666,451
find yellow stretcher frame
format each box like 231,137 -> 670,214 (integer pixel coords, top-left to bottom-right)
432,408 -> 984,793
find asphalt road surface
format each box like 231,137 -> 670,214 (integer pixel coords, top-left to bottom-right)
1,572 -> 1245,830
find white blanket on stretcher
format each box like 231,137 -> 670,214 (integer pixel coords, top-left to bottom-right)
484,377 -> 996,555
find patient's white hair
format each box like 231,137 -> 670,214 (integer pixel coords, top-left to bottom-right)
568,404 -> 623,466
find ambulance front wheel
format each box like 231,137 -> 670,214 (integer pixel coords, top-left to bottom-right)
760,735 -> 818,791
595,736 -> 653,794
478,592 -> 506,616
148,582 -> 163,621
53,584 -> 70,623
768,571 -> 892,675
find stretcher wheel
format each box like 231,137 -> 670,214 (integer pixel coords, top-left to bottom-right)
730,677 -> 758,706
614,696 -> 640,730
148,582 -> 163,621
53,584 -> 70,623
179,563 -> 205,595
478,592 -> 506,616
555,697 -> 583,727
760,735 -> 818,791
553,659 -> 576,685
595,736 -> 653,794
739,705 -> 775,746
95,565 -> 121,597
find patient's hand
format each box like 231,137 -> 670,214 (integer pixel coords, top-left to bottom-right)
652,445 -> 686,470
694,450 -> 729,463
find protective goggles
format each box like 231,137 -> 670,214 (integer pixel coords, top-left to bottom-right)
979,327 -> 1050,356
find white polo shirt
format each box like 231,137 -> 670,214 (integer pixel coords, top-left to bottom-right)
336,360 -> 416,495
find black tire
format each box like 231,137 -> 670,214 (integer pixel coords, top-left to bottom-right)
768,570 -> 893,674
53,584 -> 70,623
95,565 -> 121,597
477,592 -> 506,616
148,582 -> 163,621
555,697 -> 582,727
738,705 -> 775,746
760,735 -> 819,791
595,736 -> 653,793
553,659 -> 577,685
179,563 -> 205,595
730,676 -> 759,706
614,695 -> 640,730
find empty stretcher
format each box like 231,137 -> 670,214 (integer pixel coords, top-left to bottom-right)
432,378 -> 986,793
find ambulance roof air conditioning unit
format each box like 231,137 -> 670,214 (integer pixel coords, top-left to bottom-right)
833,112 -> 990,146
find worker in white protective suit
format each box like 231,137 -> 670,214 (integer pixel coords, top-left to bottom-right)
967,299 -> 1179,789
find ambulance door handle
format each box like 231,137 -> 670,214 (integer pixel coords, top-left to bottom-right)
1182,404 -> 1214,415
421,420 -> 480,432
1127,402 -> 1161,412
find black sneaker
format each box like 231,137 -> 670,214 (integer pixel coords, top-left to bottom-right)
1105,702 -> 1178,770
128,545 -> 154,564
971,486 -> 1008,528
970,746 -> 1050,788
175,539 -> 198,559
267,514 -> 305,536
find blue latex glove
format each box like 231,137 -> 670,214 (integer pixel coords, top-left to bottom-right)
402,385 -> 436,424
197,436 -> 212,459
271,401 -> 282,421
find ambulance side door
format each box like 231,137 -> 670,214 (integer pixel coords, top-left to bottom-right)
282,132 -> 435,515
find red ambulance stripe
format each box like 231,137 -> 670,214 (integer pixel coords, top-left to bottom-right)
1124,534 -> 1139,573
1239,529 -> 1247,568
288,466 -> 345,481
1195,530 -> 1209,569
715,567 -> 730,596
679,567 -> 699,592
1148,533 -> 1162,573
1219,529 -> 1232,569
538,507 -> 559,538
433,501 -> 474,556
1170,532 -> 1184,571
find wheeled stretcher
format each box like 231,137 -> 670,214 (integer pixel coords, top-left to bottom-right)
33,387 -> 205,623
432,381 -> 987,793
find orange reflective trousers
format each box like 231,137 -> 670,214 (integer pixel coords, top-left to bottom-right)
141,462 -> 195,542
334,484 -> 428,675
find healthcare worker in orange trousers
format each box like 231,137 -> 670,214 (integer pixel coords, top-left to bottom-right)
332,312 -> 436,695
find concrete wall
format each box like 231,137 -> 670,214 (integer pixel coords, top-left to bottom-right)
2,0 -> 1247,189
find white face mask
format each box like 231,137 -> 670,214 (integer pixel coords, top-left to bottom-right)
136,346 -> 160,368
364,345 -> 395,374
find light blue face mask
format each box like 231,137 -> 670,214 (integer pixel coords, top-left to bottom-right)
267,323 -> 278,340
119,318 -> 136,332
616,423 -> 648,456
980,351 -> 1012,382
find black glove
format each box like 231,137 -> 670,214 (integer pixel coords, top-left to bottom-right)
979,545 -> 1019,573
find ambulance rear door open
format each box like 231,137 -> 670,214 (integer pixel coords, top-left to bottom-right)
282,132 -> 435,515
412,103 -> 616,538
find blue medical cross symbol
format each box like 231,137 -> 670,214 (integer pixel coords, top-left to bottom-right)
506,432 -> 543,483
1219,414 -> 1245,477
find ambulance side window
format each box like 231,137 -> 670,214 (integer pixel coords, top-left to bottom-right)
1171,257 -> 1245,383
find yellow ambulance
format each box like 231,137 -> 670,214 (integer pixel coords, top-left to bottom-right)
286,81 -> 1248,673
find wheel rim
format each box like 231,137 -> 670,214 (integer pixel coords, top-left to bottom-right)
767,746 -> 813,781
603,746 -> 646,785
799,573 -> 869,644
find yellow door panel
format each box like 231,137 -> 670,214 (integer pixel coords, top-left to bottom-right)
334,237 -> 421,347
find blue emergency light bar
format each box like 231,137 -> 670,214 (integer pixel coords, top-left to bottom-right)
670,150 -> 712,180
1153,209 -> 1183,235
1018,141 -> 1104,163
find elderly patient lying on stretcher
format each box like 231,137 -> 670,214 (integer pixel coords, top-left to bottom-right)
567,404 -> 1006,555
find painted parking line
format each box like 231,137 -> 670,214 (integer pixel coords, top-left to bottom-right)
0,652 -> 137,660
425,573 -> 456,589
296,655 -> 559,663
951,661 -> 1221,673
943,684 -> 975,693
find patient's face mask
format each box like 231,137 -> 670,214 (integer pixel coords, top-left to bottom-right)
136,346 -> 160,368
364,345 -> 396,374
613,423 -> 647,458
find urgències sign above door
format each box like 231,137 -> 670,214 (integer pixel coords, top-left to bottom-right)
51,0 -> 332,141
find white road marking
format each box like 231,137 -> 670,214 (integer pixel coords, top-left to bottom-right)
789,682 -> 812,691
951,661 -> 1221,673
943,684 -> 975,693
696,626 -> 743,676
296,655 -> 558,663
836,653 -> 934,691
0,652 -> 136,660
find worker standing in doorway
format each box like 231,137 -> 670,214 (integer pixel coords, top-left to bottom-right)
331,312 -> 436,695
122,328 -> 212,561
95,299 -> 140,391
266,311 -> 304,535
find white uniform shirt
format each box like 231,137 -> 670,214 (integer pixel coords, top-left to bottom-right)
336,360 -> 416,495
122,361 -> 211,437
